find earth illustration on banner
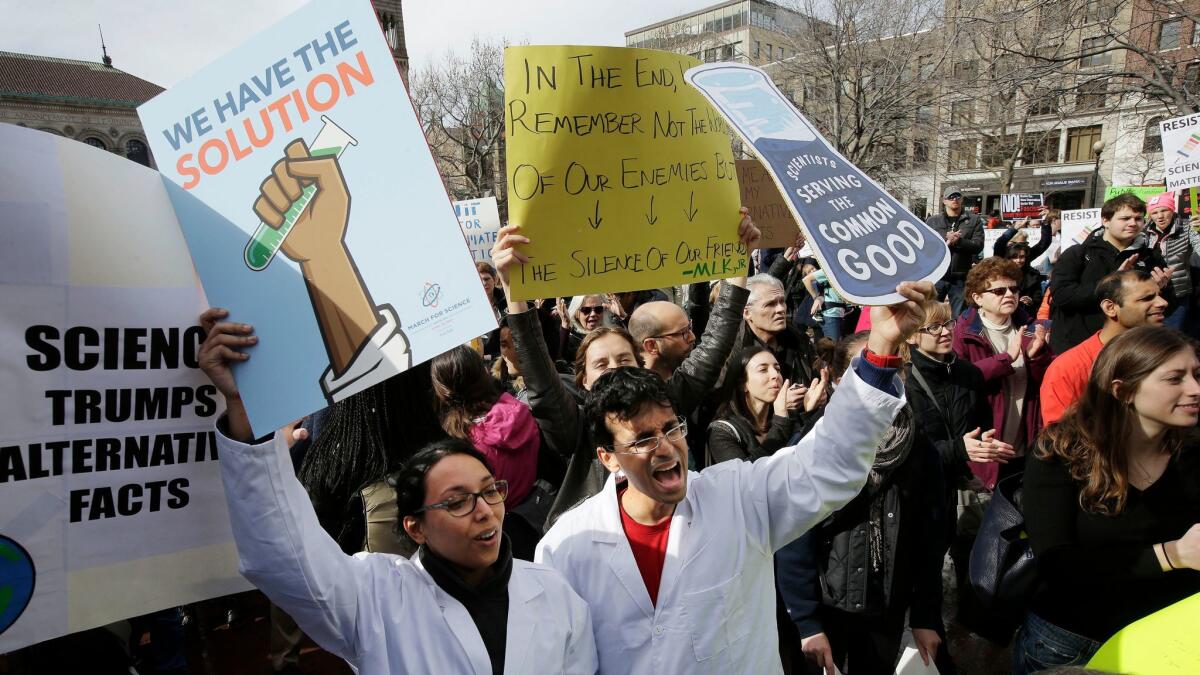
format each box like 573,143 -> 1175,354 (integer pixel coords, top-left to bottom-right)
0,535 -> 35,635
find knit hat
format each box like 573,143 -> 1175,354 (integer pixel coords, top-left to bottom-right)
1146,191 -> 1176,214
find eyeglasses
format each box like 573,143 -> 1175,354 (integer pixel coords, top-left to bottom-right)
607,417 -> 688,455
652,322 -> 693,340
579,306 -> 605,315
981,285 -> 1020,297
944,194 -> 963,200
917,320 -> 955,335
414,480 -> 509,517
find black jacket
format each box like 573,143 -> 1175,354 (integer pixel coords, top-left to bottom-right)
925,209 -> 986,279
705,412 -> 795,466
775,412 -> 946,637
1049,231 -> 1174,353
512,283 -> 749,530
736,321 -> 816,386
904,349 -> 992,482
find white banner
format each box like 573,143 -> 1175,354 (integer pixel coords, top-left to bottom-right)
0,124 -> 248,651
1061,208 -> 1102,250
1160,113 -> 1200,191
454,197 -> 502,264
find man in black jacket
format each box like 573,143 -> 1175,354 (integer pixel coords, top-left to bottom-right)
926,186 -> 986,317
1049,193 -> 1174,353
740,273 -> 817,384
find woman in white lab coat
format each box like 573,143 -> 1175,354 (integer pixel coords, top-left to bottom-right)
198,308 -> 597,675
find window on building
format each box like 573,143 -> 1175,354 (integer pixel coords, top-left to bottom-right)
951,100 -> 974,126
983,135 -> 1017,167
766,43 -> 773,60
988,93 -> 1015,123
953,60 -> 978,80
918,55 -> 936,79
912,139 -> 930,167
911,197 -> 929,219
1075,78 -> 1108,109
916,103 -> 935,124
1084,0 -> 1119,22
125,139 -> 150,166
1143,117 -> 1164,153
83,137 -> 107,150
1160,18 -> 1183,51
690,51 -> 702,61
704,48 -> 719,63
949,139 -> 978,171
1028,91 -> 1060,116
1185,61 -> 1200,91
1065,125 -> 1103,162
1022,131 -> 1061,164
1194,21 -> 1200,45
1080,37 -> 1110,67
722,43 -> 735,60
754,41 -> 761,59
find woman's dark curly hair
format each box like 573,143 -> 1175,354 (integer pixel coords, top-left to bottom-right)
392,438 -> 495,541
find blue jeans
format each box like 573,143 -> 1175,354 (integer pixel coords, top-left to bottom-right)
936,278 -> 967,317
821,314 -> 843,342
1012,612 -> 1101,674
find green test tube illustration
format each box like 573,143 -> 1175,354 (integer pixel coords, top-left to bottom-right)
243,115 -> 358,271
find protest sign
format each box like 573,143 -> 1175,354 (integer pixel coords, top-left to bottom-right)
1160,113 -> 1200,191
736,159 -> 801,248
1087,591 -> 1200,674
999,193 -> 1043,220
1105,185 -> 1165,202
685,63 -> 948,304
983,227 -> 1043,256
138,0 -> 495,435
502,46 -> 745,300
0,124 -> 248,652
1060,208 -> 1101,249
454,197 -> 502,263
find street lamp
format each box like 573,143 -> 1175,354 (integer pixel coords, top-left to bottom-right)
1091,140 -> 1106,208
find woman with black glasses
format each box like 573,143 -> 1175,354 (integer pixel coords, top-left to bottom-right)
952,257 -> 1052,492
198,313 -> 598,675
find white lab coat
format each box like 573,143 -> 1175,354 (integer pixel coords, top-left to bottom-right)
215,429 -> 598,675
535,362 -> 903,674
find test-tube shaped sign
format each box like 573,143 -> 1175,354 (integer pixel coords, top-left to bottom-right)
243,115 -> 359,271
685,63 -> 949,305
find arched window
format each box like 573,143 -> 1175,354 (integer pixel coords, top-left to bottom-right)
83,137 -> 107,150
125,139 -> 151,167
1144,116 -> 1163,153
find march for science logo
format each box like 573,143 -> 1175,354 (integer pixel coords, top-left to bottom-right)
0,535 -> 35,635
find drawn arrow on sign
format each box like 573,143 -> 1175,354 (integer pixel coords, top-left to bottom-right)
684,191 -> 698,222
587,200 -> 603,229
645,195 -> 658,225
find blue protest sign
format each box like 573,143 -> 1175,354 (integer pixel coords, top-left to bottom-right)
685,63 -> 949,304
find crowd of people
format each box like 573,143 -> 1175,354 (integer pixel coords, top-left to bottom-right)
13,191 -> 1200,675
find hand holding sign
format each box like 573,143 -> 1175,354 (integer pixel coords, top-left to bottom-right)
867,281 -> 937,355
685,64 -> 949,304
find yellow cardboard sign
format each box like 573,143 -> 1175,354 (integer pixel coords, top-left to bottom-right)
504,46 -> 745,300
1087,591 -> 1200,673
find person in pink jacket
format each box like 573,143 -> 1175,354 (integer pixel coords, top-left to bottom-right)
432,345 -> 543,558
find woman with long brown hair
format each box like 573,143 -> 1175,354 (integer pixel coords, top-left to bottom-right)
1016,326 -> 1200,672
431,345 -> 543,557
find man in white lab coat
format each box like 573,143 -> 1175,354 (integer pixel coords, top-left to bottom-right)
535,282 -> 932,674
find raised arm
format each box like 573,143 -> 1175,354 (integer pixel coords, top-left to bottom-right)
736,282 -> 931,552
197,310 -> 368,661
492,225 -> 585,463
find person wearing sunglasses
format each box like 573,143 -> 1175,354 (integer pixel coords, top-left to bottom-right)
953,257 -> 1052,492
559,294 -> 608,359
926,186 -> 986,317
197,320 -> 598,675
